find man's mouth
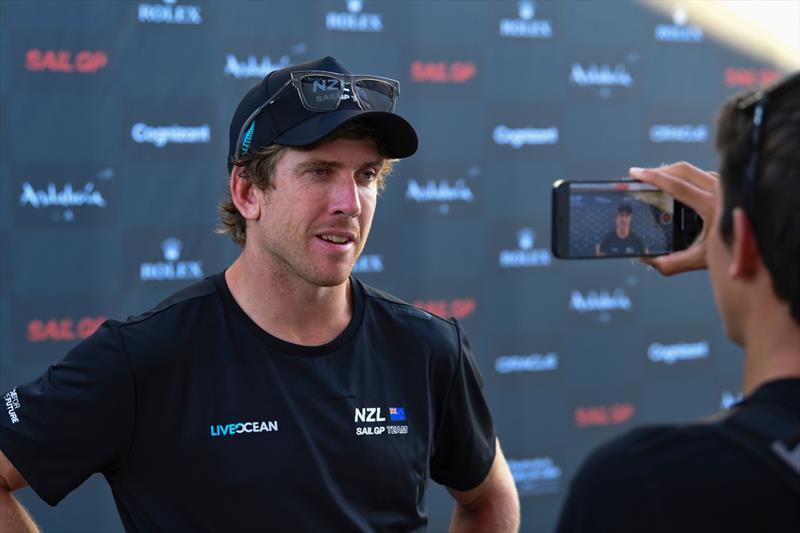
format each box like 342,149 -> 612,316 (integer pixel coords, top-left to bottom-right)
317,233 -> 355,245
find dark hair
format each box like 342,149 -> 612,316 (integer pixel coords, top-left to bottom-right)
715,76 -> 800,324
617,204 -> 633,214
217,118 -> 395,247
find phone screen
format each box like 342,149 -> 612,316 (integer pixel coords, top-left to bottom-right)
558,181 -> 674,258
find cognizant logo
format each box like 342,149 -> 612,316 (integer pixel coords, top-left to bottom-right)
210,420 -> 278,437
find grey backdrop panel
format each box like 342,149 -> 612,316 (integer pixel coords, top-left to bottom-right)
0,1 -> 781,531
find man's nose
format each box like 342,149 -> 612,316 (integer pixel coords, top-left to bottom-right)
329,173 -> 362,217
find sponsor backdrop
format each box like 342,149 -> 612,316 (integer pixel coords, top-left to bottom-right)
0,1 -> 790,531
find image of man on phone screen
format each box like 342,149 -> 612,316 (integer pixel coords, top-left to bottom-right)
595,203 -> 648,256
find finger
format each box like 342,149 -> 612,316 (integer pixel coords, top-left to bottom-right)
642,247 -> 706,276
656,161 -> 718,193
630,167 -> 715,220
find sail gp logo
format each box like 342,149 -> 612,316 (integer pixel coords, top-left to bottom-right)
354,406 -> 408,436
210,420 -> 278,437
4,389 -> 20,424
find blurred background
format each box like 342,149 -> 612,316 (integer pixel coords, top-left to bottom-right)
0,0 -> 798,531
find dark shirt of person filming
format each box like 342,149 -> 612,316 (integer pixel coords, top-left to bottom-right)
558,71 -> 800,532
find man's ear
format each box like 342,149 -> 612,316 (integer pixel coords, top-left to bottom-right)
729,207 -> 762,279
229,167 -> 261,221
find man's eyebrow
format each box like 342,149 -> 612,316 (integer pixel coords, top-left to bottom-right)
293,158 -> 387,172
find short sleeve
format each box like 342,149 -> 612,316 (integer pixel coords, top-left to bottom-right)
0,321 -> 135,506
430,319 -> 496,491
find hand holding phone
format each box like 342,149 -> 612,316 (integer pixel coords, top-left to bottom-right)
629,163 -> 719,275
551,176 -> 703,259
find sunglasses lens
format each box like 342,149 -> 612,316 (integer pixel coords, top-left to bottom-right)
299,75 -> 343,111
354,79 -> 396,111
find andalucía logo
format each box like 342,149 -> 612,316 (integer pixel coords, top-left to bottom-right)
326,0 -> 383,33
224,44 -> 307,80
499,0 -> 553,39
140,237 -> 204,281
405,165 -> 479,215
138,0 -> 202,25
569,53 -> 638,98
14,167 -> 115,226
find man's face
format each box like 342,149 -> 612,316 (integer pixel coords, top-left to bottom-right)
250,137 -> 383,287
616,211 -> 631,235
706,182 -> 743,344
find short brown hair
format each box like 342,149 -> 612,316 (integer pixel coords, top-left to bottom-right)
217,118 -> 395,247
715,78 -> 800,324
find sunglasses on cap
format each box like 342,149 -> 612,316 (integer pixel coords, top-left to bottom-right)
235,70 -> 400,159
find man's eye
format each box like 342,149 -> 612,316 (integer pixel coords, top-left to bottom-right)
309,168 -> 329,176
360,170 -> 378,181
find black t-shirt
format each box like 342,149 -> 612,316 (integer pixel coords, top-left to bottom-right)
0,273 -> 496,532
556,378 -> 800,532
599,231 -> 646,256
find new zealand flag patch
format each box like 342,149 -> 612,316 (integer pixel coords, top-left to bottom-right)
389,407 -> 406,421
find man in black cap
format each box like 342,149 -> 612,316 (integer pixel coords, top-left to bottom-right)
0,56 -> 519,532
595,203 -> 648,256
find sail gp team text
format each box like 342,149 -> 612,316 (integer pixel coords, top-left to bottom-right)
356,425 -> 408,436
354,407 -> 408,436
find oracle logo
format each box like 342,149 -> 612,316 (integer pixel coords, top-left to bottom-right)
27,317 -> 106,342
25,49 -> 108,73
412,298 -> 477,319
574,403 -> 635,427
724,68 -> 780,88
410,61 -> 477,83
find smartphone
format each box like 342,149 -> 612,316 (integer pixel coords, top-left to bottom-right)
551,179 -> 702,259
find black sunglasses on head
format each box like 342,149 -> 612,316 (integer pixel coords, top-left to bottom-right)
736,71 -> 800,217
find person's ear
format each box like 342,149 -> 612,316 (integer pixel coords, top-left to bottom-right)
229,167 -> 261,221
729,207 -> 762,279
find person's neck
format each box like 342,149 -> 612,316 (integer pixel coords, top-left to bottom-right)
617,228 -> 630,239
224,248 -> 353,347
741,279 -> 800,395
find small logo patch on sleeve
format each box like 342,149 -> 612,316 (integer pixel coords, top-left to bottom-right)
3,389 -> 20,424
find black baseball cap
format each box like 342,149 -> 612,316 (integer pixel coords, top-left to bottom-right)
617,203 -> 633,214
227,56 -> 418,172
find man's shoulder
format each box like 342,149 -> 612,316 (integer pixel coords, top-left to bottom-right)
355,277 -> 463,350
107,276 -> 222,359
574,418 -> 772,492
121,275 -> 219,328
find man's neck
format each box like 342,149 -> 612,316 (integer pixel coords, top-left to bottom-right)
741,279 -> 800,395
617,228 -> 630,239
224,250 -> 353,347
